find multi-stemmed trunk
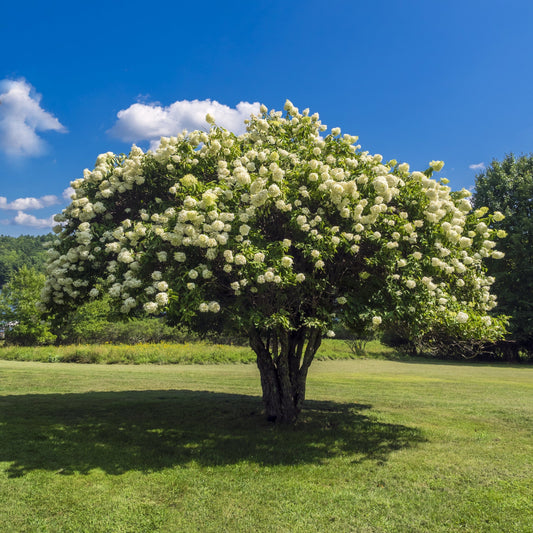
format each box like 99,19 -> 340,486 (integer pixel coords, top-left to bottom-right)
249,326 -> 322,424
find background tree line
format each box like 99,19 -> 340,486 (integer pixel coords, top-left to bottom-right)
0,234 -> 51,288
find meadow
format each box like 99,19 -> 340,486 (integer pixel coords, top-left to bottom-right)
0,349 -> 531,531
0,339 -> 393,365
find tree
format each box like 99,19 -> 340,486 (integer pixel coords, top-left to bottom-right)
57,292 -> 112,344
0,234 -> 51,287
42,101 -> 506,422
473,154 -> 533,350
0,265 -> 55,345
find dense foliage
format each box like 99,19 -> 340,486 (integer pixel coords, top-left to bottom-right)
474,154 -> 533,352
0,234 -> 51,287
0,265 -> 55,345
42,101 -> 507,421
56,295 -> 193,345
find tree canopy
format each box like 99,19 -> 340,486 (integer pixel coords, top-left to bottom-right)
41,101 -> 507,421
0,234 -> 51,287
0,265 -> 55,345
473,154 -> 533,349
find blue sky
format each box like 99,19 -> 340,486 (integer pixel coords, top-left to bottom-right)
1,0 -> 533,236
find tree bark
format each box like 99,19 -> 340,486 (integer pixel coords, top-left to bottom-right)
249,326 -> 322,423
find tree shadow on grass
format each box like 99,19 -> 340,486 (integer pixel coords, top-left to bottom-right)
0,390 -> 426,477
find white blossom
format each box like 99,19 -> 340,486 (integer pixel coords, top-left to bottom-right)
456,312 -> 469,323
144,302 -> 158,314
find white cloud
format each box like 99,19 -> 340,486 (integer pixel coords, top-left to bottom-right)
13,211 -> 55,228
0,186 -> 75,230
0,194 -> 60,210
109,98 -> 261,143
0,79 -> 67,156
62,186 -> 75,201
469,162 -> 485,171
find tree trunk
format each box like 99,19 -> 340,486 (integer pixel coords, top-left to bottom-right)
249,326 -> 322,423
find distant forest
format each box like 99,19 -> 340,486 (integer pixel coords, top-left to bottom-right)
0,234 -> 51,287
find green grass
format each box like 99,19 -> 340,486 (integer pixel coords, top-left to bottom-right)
0,358 -> 532,532
0,338 -> 395,365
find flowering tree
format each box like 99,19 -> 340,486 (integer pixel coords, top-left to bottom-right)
42,101 -> 506,422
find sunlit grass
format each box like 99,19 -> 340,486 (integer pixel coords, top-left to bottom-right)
0,358 -> 531,531
0,338 -> 395,365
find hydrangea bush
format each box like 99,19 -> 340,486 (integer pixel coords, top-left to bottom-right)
42,101 -> 507,422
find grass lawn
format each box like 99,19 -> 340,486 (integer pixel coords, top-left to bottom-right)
0,338 -> 394,364
0,357 -> 531,532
